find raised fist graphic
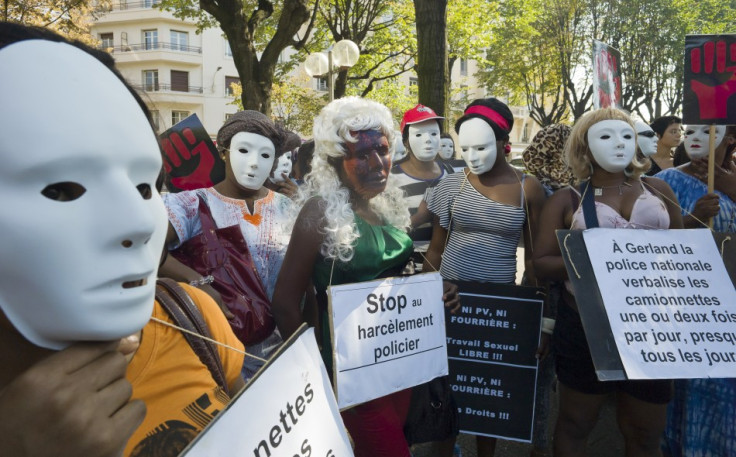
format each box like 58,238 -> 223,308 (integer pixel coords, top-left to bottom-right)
689,39 -> 736,120
161,127 -> 216,190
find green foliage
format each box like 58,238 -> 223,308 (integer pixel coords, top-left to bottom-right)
2,0 -> 107,44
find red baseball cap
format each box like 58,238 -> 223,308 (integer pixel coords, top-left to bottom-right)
400,104 -> 444,133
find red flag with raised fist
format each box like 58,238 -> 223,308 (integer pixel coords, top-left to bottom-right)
684,35 -> 736,125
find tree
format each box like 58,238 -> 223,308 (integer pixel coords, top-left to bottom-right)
2,0 -> 107,44
159,0 -> 318,114
413,0 -> 448,117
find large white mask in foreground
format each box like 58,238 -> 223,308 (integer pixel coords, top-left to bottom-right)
228,132 -> 276,190
587,120 -> 636,173
0,40 -> 168,349
408,120 -> 441,162
684,125 -> 726,159
634,120 -> 658,158
458,118 -> 497,175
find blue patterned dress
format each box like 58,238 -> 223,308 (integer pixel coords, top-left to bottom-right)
656,167 -> 736,457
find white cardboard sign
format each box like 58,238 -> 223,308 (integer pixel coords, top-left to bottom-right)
583,229 -> 736,379
329,272 -> 448,409
182,327 -> 353,457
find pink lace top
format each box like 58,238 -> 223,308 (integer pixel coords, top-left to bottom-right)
570,182 -> 670,230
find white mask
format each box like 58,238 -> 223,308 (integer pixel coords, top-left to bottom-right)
439,138 -> 455,160
634,120 -> 658,157
408,120 -> 440,161
0,40 -> 168,349
393,132 -> 407,162
227,132 -> 276,190
684,125 -> 726,159
587,120 -> 636,173
270,154 -> 293,183
458,118 -> 497,175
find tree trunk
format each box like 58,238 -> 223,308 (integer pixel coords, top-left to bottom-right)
413,0 -> 448,118
201,0 -> 311,116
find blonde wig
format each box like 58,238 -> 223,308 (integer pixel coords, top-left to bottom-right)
296,96 -> 410,262
565,108 -> 650,183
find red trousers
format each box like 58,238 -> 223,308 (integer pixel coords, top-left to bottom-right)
340,388 -> 412,457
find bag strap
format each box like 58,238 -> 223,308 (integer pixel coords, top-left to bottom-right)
155,278 -> 229,396
580,180 -> 599,229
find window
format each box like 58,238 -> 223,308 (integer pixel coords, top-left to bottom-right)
143,0 -> 159,7
142,70 -> 158,91
172,110 -> 189,125
170,70 -> 189,92
409,77 -> 418,87
150,110 -> 160,132
317,77 -> 328,91
225,40 -> 233,57
143,30 -> 158,50
225,113 -> 235,121
99,33 -> 113,50
460,59 -> 468,76
225,76 -> 239,96
170,30 -> 188,51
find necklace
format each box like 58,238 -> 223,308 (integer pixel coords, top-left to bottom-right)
592,178 -> 631,196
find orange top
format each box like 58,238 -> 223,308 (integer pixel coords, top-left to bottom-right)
125,284 -> 244,457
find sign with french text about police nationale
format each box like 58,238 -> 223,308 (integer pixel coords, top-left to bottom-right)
182,326 -> 353,457
683,35 -> 736,125
159,114 -> 225,192
329,272 -> 447,410
583,229 -> 736,379
446,282 -> 543,442
593,40 -> 623,110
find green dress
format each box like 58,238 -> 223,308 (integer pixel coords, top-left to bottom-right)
313,215 -> 413,373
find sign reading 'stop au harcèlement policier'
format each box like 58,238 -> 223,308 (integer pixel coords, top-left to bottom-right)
329,272 -> 448,409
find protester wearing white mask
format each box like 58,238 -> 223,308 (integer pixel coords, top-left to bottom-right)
633,120 -> 660,176
425,98 -> 547,457
390,105 -> 447,266
162,110 -> 292,378
534,108 -> 682,457
655,124 -> 736,457
0,24 -> 245,457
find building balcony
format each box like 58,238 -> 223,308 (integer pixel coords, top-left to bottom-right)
105,42 -> 202,65
94,1 -> 187,25
131,83 -> 203,94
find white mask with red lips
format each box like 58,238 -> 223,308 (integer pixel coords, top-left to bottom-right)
0,40 -> 168,349
587,120 -> 636,173
684,125 -> 726,159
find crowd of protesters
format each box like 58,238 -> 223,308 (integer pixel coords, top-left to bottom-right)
1,22 -> 734,457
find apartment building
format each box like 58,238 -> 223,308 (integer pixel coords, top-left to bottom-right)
92,0 -> 240,137
92,4 -> 540,156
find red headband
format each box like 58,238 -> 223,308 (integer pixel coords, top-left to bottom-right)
464,105 -> 510,132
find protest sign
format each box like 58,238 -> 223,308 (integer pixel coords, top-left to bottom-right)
592,40 -> 622,110
446,282 -> 543,442
329,272 -> 447,409
182,326 -> 353,457
583,229 -> 736,379
159,114 -> 225,192
683,35 -> 736,125
557,230 -> 625,380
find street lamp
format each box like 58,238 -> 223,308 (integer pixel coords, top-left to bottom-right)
304,39 -> 360,101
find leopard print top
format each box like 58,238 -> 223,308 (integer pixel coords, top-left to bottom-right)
522,123 -> 574,192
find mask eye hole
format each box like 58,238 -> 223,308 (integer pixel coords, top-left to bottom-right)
137,183 -> 152,200
41,182 -> 86,202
